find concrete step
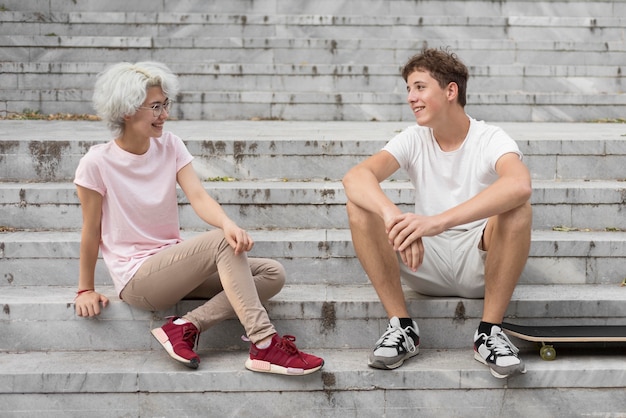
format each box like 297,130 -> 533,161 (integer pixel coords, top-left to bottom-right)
5,70 -> 625,102
3,62 -> 623,97
2,284 -> 625,352
2,228 -> 626,287
3,34 -> 626,69
6,91 -> 626,122
2,121 -> 626,182
3,88 -> 626,123
4,61 -> 623,78
4,0 -> 624,17
1,5 -> 625,121
1,348 -> 625,417
2,179 -> 626,230
2,12 -> 624,41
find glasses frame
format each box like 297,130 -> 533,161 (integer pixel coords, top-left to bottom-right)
138,99 -> 173,117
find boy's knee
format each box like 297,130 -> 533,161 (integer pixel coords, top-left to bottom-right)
498,201 -> 532,232
346,201 -> 383,230
510,201 -> 532,230
345,201 -> 361,222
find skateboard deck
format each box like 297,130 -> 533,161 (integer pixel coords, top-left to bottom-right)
501,322 -> 626,360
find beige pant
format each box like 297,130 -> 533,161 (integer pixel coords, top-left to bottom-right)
120,230 -> 284,343
399,225 -> 487,298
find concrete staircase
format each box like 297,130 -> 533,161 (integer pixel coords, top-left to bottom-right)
1,0 -> 626,122
1,120 -> 626,417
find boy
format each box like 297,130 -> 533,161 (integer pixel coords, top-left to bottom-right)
342,48 -> 532,378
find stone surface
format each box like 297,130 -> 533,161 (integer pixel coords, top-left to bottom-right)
1,1 -> 625,121
2,58 -> 626,417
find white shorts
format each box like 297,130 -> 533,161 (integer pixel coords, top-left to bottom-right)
399,225 -> 487,298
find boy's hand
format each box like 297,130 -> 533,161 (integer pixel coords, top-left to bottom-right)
386,212 -> 445,271
386,213 -> 444,248
398,237 -> 424,272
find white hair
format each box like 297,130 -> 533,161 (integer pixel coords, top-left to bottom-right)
92,61 -> 180,135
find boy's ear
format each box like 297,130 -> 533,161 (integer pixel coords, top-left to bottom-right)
446,82 -> 459,103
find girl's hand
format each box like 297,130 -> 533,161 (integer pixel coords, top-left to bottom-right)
75,291 -> 109,317
222,220 -> 254,255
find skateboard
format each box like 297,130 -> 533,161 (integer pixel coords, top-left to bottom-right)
501,322 -> 626,361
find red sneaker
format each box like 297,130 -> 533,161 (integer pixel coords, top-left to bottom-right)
151,317 -> 200,369
245,334 -> 324,375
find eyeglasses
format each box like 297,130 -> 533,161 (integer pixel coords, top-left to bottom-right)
139,100 -> 173,117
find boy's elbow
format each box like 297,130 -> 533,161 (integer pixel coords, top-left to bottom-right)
518,181 -> 533,203
524,186 -> 533,202
342,167 -> 357,190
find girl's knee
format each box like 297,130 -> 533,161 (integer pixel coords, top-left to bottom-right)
254,259 -> 286,300
266,259 -> 286,288
196,229 -> 230,251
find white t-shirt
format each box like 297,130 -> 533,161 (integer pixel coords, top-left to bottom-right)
74,131 -> 194,295
383,117 -> 523,231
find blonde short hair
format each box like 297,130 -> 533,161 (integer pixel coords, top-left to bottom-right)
92,61 -> 179,135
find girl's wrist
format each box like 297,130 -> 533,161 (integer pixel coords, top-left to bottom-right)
74,289 -> 94,300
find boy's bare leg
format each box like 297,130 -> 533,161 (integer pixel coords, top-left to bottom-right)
481,201 -> 532,324
346,201 -> 410,319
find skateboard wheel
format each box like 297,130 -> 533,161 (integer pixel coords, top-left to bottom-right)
540,345 -> 556,361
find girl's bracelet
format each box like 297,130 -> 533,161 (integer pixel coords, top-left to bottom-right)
74,289 -> 94,300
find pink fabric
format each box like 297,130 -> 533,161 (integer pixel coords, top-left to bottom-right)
74,131 -> 194,295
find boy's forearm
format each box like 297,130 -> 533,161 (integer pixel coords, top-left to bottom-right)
344,169 -> 400,221
439,176 -> 531,230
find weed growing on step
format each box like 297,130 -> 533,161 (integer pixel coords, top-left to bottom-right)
593,118 -> 626,123
0,109 -> 100,121
552,225 -> 623,232
206,176 -> 236,182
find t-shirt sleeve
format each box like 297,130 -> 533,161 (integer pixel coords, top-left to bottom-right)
486,127 -> 523,172
382,126 -> 417,171
172,134 -> 194,172
74,148 -> 106,196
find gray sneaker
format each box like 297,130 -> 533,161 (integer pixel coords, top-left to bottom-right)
474,325 -> 526,378
368,316 -> 419,370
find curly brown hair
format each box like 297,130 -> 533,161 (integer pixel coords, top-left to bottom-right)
401,48 -> 469,107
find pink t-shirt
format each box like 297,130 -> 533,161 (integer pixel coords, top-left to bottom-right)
74,131 -> 194,295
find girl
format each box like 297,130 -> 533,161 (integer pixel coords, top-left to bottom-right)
73,61 -> 323,375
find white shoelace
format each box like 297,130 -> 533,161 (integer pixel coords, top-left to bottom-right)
486,331 -> 519,356
378,324 -> 417,353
